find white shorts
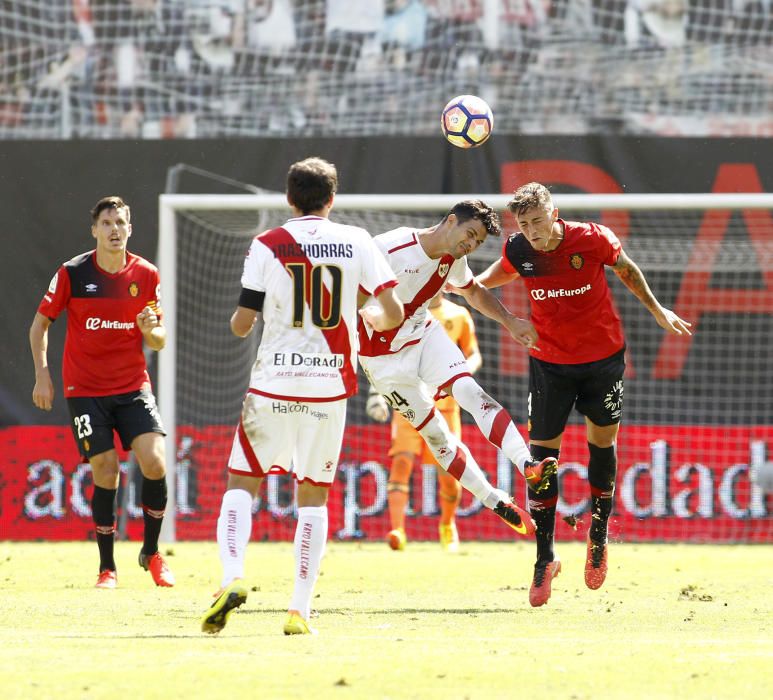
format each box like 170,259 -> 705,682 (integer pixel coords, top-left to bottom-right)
360,321 -> 471,429
228,392 -> 347,486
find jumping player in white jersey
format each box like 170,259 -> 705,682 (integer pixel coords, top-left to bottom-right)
201,158 -> 403,636
359,200 -> 558,537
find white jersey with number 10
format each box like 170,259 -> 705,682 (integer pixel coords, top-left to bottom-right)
241,215 -> 397,401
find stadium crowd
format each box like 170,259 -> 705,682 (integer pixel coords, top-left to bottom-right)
1,0 -> 772,138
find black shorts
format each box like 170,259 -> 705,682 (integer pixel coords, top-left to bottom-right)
528,348 -> 625,441
66,389 -> 166,459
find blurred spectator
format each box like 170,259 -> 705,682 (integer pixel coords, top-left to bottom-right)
424,0 -> 484,75
494,0 -> 551,49
186,0 -> 244,72
325,0 -> 385,73
381,0 -> 429,52
244,0 -> 297,52
625,0 -> 687,47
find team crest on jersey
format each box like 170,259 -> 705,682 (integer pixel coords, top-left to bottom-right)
128,282 -> 139,297
438,263 -> 450,277
569,254 -> 584,270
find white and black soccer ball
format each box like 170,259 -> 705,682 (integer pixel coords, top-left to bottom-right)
441,95 -> 493,149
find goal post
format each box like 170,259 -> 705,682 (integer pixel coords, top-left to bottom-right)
157,193 -> 773,544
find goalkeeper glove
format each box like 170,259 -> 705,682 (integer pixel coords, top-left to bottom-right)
366,389 -> 390,423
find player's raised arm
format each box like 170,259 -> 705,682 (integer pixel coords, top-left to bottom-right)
29,312 -> 54,411
612,249 -> 692,336
457,279 -> 538,349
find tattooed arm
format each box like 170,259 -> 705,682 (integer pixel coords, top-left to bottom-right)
613,250 -> 692,336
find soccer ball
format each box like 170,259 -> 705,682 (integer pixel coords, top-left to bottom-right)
441,95 -> 493,149
751,461 -> 773,493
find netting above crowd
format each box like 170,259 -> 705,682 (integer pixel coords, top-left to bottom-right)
1,0 -> 772,139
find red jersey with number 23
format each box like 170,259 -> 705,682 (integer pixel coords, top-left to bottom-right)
500,219 -> 624,364
37,250 -> 161,397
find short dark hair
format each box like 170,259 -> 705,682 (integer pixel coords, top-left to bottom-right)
90,196 -> 130,223
447,199 -> 501,238
507,182 -> 553,216
286,157 -> 338,215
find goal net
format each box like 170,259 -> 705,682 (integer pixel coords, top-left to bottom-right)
158,193 -> 773,544
1,1 -> 771,138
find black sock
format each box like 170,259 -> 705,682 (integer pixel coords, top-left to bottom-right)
141,476 -> 168,556
92,485 -> 117,572
528,445 -> 560,563
588,442 -> 617,543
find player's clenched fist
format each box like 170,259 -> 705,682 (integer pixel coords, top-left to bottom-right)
136,305 -> 159,331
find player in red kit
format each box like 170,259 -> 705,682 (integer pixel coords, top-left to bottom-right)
477,182 -> 691,607
30,196 -> 175,589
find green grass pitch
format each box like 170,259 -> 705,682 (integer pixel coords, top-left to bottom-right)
1,540 -> 770,699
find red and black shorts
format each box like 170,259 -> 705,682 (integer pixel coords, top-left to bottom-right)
66,389 -> 165,459
527,348 -> 625,441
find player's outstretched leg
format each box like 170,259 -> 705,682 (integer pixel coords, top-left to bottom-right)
415,414 -> 533,537
201,579 -> 249,634
451,377 -> 557,491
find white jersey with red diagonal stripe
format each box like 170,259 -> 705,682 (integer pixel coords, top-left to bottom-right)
358,227 -> 474,357
242,216 -> 397,401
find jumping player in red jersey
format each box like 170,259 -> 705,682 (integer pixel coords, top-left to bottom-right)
477,182 -> 691,607
30,196 -> 175,590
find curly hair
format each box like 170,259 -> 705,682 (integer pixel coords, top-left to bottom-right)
447,199 -> 501,238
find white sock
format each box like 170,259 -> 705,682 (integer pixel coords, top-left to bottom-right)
451,376 -> 532,474
288,505 -> 328,620
217,488 -> 253,588
417,416 -> 501,509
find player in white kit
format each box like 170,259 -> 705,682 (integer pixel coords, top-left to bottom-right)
360,200 -> 558,536
201,158 -> 403,636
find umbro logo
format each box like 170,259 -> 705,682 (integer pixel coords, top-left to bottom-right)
85,283 -> 98,292
522,262 -> 533,271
